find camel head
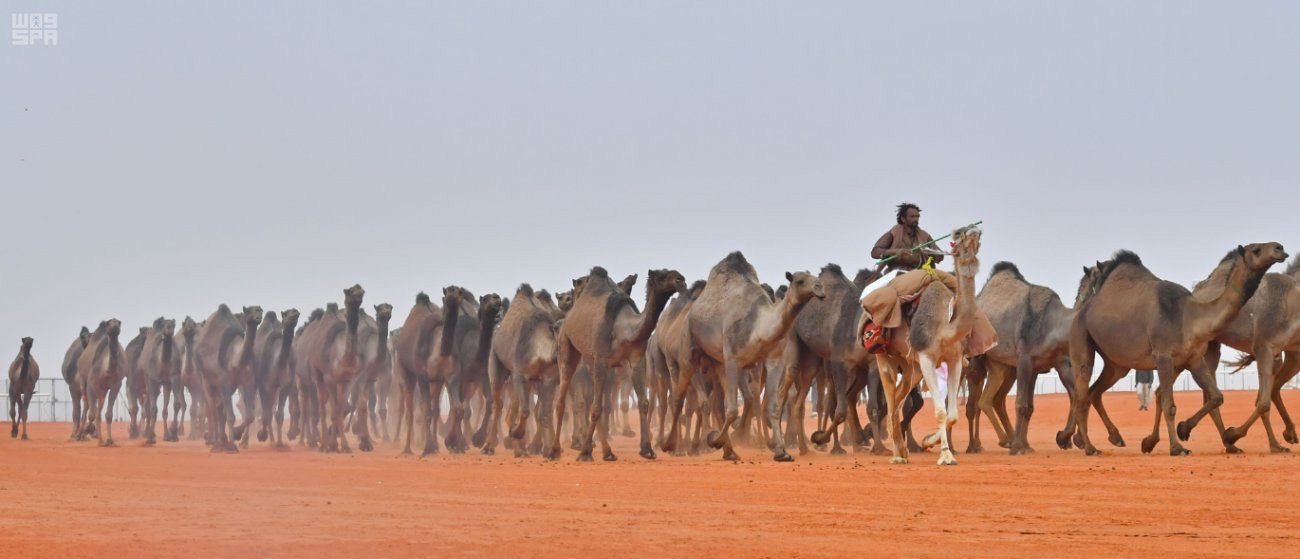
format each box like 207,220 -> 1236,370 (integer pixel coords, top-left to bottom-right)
343,284 -> 366,311
570,276 -> 590,301
241,306 -> 264,328
478,294 -> 504,324
373,304 -> 393,323
617,274 -> 638,295
1074,263 -> 1106,308
950,225 -> 983,279
181,317 -> 198,341
309,308 -> 326,323
105,319 -> 122,340
760,283 -> 775,302
20,337 -> 33,352
281,309 -> 301,331
155,318 -> 176,341
1239,242 -> 1288,272
441,285 -> 466,313
783,271 -> 826,301
78,326 -> 90,347
647,269 -> 688,297
774,284 -> 787,301
556,290 -> 575,313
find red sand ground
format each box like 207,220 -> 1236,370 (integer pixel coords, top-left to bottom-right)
3,390 -> 1299,558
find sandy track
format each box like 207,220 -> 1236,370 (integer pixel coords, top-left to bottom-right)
2,390 -> 1299,558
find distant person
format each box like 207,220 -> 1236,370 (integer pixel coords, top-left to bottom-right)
1135,369 -> 1154,411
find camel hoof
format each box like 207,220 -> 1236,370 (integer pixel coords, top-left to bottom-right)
359,439 -> 374,452
143,438 -> 156,446
660,439 -> 676,453
1084,445 -> 1101,456
1222,427 -> 1246,445
257,429 -> 269,443
937,450 -> 957,466
231,426 -> 245,440
101,439 -> 116,448
705,431 -> 725,449
810,430 -> 831,445
21,433 -> 29,441
1140,436 -> 1158,454
10,427 -> 17,438
1010,445 -> 1035,456
1170,446 -> 1191,456
1176,421 -> 1193,442
274,443 -> 291,452
1270,444 -> 1290,454
870,444 -> 889,456
544,448 -> 561,461
509,425 -> 526,440
889,456 -> 908,465
1108,433 -> 1127,447
576,451 -> 594,462
471,432 -> 488,447
639,447 -> 656,460
722,449 -> 740,461
830,445 -> 847,456
773,450 -> 793,462
1223,444 -> 1243,454
1284,429 -> 1298,445
966,443 -> 983,455
129,425 -> 139,439
621,429 -> 635,438
287,426 -> 300,440
420,447 -> 439,458
603,450 -> 618,461
997,439 -> 1012,449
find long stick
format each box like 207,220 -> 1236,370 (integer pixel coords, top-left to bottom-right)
874,220 -> 982,266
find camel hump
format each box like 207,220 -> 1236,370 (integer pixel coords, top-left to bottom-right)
589,266 -> 609,279
518,284 -> 534,298
1286,254 -> 1300,276
989,261 -> 1024,281
415,292 -> 432,306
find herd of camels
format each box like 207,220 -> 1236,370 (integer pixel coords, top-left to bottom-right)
9,226 -> 1300,465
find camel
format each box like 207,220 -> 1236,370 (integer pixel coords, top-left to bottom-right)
872,225 -> 986,465
298,285 -> 365,453
392,287 -> 463,456
772,264 -> 881,461
8,337 -> 39,439
290,307 -> 327,447
170,317 -> 198,441
376,327 -> 399,441
483,284 -> 561,456
549,267 -> 686,461
666,252 -> 824,462
1207,255 -> 1300,452
343,303 -> 391,452
134,318 -> 177,445
441,292 -> 504,453
76,319 -> 126,447
193,305 -> 264,452
647,280 -> 707,456
60,326 -> 91,440
246,309 -> 300,450
1066,243 -> 1287,456
963,262 -> 1093,454
123,326 -> 150,439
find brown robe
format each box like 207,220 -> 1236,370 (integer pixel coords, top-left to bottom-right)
860,268 -> 997,356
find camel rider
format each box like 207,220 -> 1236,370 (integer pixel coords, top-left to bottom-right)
859,202 -> 994,356
870,202 -> 943,274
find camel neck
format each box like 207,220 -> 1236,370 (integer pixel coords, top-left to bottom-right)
159,335 -> 173,371
472,314 -> 493,368
754,293 -> 808,348
18,347 -> 31,379
343,305 -> 362,362
628,289 -> 673,346
237,321 -> 258,369
277,323 -> 295,370
945,258 -> 980,342
439,302 -> 460,357
376,319 -> 391,363
1186,260 -> 1259,340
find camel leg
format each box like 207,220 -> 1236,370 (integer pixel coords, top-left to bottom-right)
581,363 -> 614,461
547,344 -> 578,461
865,365 -> 891,455
1273,352 -> 1300,444
1151,357 -> 1189,455
704,357 -> 742,461
68,382 -> 84,440
768,358 -> 799,462
512,375 -> 535,458
876,359 -> 909,463
127,378 -> 140,440
1224,346 -> 1283,452
1067,328 -> 1100,455
812,361 -> 851,455
314,379 -> 333,452
103,384 -> 122,447
481,355 -> 506,455
660,358 -> 697,454
901,386 -> 925,453
19,391 -> 33,440
844,370 -> 869,452
1178,354 -> 1235,452
422,379 -> 442,456
352,381 -> 375,453
629,359 -> 656,459
791,365 -> 816,455
142,380 -> 158,445
978,361 -> 1013,450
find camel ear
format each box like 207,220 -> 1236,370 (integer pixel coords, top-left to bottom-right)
242,306 -> 251,313
1237,245 -> 1246,256
572,278 -> 581,288
785,271 -> 794,282
1083,266 -> 1089,275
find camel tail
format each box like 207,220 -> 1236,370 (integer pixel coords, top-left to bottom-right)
1222,353 -> 1255,374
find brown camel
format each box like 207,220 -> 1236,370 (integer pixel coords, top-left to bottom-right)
1066,243 -> 1287,456
549,267 -> 686,461
123,326 -> 149,439
76,319 -> 125,447
1209,254 -> 1300,451
872,225 -> 986,465
647,280 -> 707,456
299,285 -> 365,453
484,284 -> 561,456
248,309 -> 300,450
964,262 -> 1091,455
170,317 -> 198,441
134,318 -> 177,445
193,305 -> 264,452
60,326 -> 92,440
442,292 -> 504,453
668,252 -> 824,461
392,287 -> 480,456
8,337 -> 39,440
344,303 -> 392,452
290,307 -> 327,447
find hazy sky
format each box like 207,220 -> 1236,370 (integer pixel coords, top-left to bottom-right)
3,2 -> 1298,371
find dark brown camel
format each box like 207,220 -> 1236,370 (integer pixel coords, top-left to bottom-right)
77,319 -> 125,447
135,318 -> 177,445
299,285 -> 365,453
484,284 -> 560,456
60,326 -> 91,440
1066,244 -> 1287,456
193,305 -> 264,452
8,337 -> 39,440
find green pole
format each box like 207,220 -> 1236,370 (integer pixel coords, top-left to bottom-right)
874,220 -> 983,266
